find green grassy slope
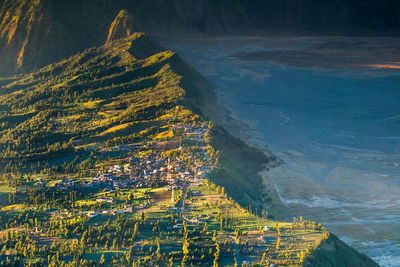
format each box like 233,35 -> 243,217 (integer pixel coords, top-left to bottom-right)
0,33 -> 181,160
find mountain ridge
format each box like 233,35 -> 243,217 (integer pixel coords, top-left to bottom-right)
1,0 -> 400,76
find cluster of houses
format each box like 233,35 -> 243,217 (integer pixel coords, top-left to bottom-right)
86,204 -> 141,218
40,123 -> 214,219
172,123 -> 209,137
45,147 -> 208,196
53,179 -> 84,190
86,198 -> 151,218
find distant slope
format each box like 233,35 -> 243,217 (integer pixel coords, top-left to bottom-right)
1,0 -> 400,75
0,0 -> 102,75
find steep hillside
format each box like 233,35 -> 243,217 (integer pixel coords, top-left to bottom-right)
1,0 -> 400,75
305,233 -> 379,267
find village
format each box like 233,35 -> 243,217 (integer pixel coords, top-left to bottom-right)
34,123 -> 213,220
2,121 -> 326,266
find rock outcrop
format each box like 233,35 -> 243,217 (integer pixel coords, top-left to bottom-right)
106,9 -> 137,43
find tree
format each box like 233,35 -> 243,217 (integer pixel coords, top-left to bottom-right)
300,250 -> 306,263
262,251 -> 267,262
202,222 -> 208,233
276,238 -> 281,251
99,254 -> 105,265
182,238 -> 189,256
154,238 -> 161,258
133,222 -> 139,240
213,241 -> 220,267
126,247 -> 133,263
